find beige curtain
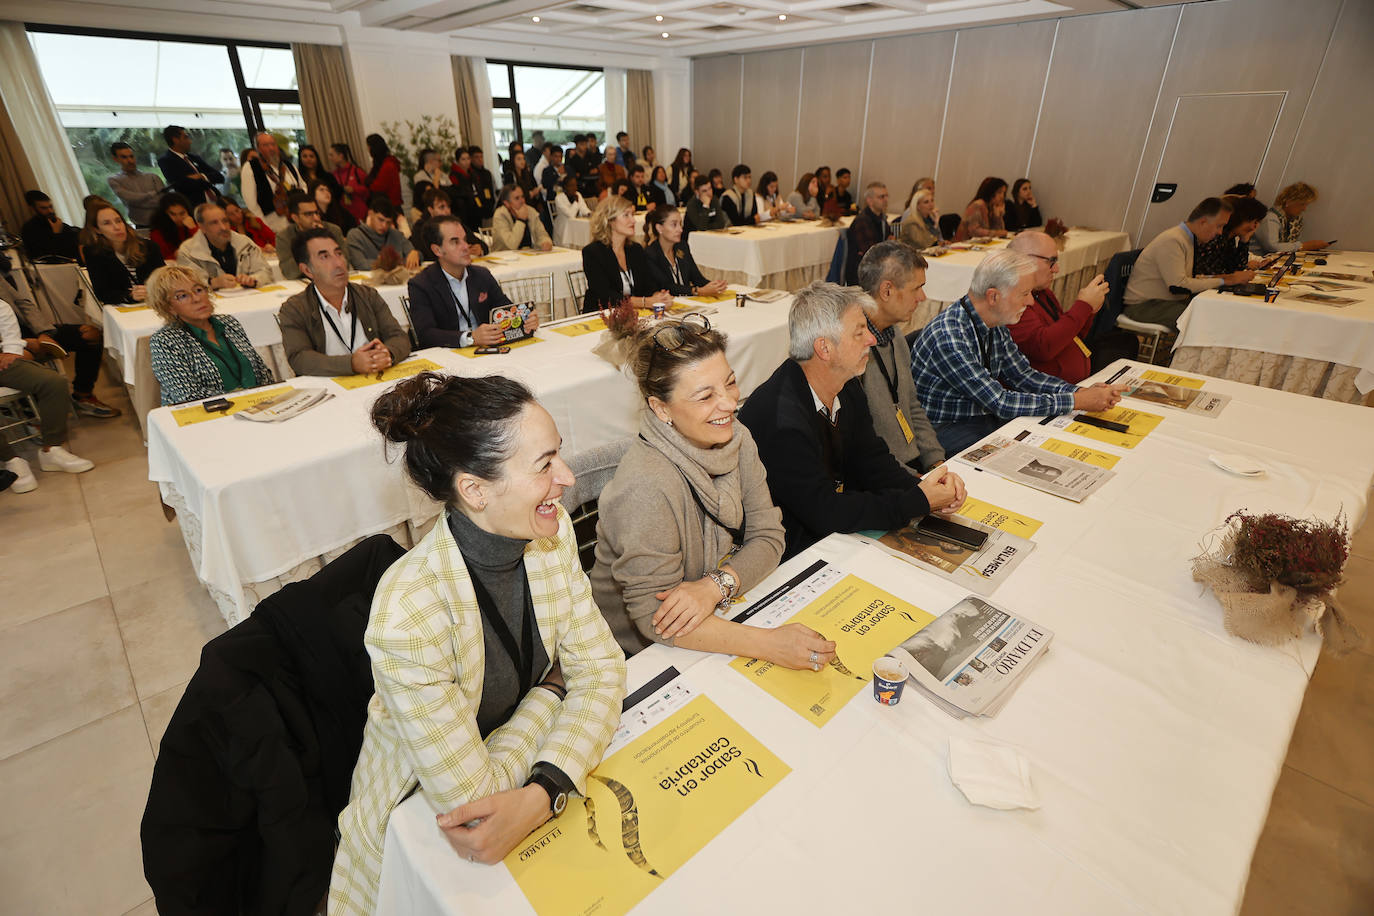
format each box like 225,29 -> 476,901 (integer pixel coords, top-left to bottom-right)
292,43 -> 366,163
626,70 -> 656,155
451,56 -> 485,147
0,89 -> 37,237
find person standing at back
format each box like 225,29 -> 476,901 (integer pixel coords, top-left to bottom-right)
107,142 -> 164,228
157,125 -> 223,203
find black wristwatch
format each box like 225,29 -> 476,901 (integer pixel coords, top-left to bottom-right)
526,769 -> 568,817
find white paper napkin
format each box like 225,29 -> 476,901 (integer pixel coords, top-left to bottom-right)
947,737 -> 1040,810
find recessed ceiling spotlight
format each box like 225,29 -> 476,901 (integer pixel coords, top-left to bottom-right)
778,13 -> 788,21
531,15 -> 540,22
661,31 -> 670,37
655,14 -> 663,21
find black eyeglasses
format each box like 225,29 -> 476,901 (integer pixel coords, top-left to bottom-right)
645,313 -> 710,378
1029,253 -> 1059,267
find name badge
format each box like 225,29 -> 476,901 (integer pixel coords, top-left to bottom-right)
1073,336 -> 1092,358
895,408 -> 916,444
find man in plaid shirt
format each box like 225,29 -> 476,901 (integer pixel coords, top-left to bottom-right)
910,249 -> 1126,455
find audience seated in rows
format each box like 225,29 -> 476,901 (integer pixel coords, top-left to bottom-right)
177,202 -> 270,289
222,196 -> 276,249
329,143 -> 371,224
552,175 -> 592,247
507,151 -> 547,227
82,204 -> 166,306
147,264 -> 275,406
591,315 -> 813,663
150,192 -> 198,261
845,182 -> 895,284
1251,182 -> 1330,254
580,196 -> 669,313
854,241 -> 945,474
330,372 -> 626,914
346,195 -> 418,271
910,250 -> 1125,455
739,281 -> 966,560
406,216 -> 536,349
900,189 -> 942,249
1004,178 -> 1042,232
107,141 -> 165,228
708,170 -> 726,202
1195,195 -> 1266,277
157,124 -> 222,203
277,191 -> 347,281
955,177 -> 1009,241
240,131 -> 303,234
757,171 -> 794,222
311,176 -> 358,234
1123,196 -> 1252,331
21,191 -> 80,261
623,164 -> 663,213
1006,231 -> 1106,385
280,228 -> 410,378
491,184 -> 553,252
720,164 -> 758,226
642,206 -> 727,299
0,298 -> 94,493
684,175 -> 727,233
788,172 -> 822,219
650,166 -> 676,207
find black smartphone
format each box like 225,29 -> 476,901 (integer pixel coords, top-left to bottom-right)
203,397 -> 233,412
474,346 -> 511,355
916,516 -> 989,551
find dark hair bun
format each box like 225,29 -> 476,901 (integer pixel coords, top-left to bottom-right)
371,371 -> 448,443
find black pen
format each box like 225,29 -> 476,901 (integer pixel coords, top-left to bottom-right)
1105,366 -> 1130,385
1074,414 -> 1130,433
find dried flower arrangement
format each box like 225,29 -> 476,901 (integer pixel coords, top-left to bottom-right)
602,299 -> 642,339
365,245 -> 414,287
1192,510 -> 1360,652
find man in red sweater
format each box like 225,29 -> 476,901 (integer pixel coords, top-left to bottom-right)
1006,231 -> 1107,384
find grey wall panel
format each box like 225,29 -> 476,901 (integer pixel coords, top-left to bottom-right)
1027,6 -> 1178,235
738,49 -> 804,192
690,55 -> 742,179
1278,0 -> 1374,249
793,41 -> 872,190
860,30 -> 956,213
937,19 -> 1057,214
1122,0 -> 1344,241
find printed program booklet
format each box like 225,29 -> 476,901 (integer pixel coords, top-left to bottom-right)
888,595 -> 1053,718
232,386 -> 333,422
1119,369 -> 1231,417
959,436 -> 1115,502
860,505 -> 1036,597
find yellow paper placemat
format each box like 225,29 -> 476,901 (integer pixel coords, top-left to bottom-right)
1141,369 -> 1204,390
685,292 -> 734,304
552,317 -> 607,337
332,357 -> 442,390
112,305 -> 150,313
348,273 -> 369,283
1039,437 -> 1121,469
1066,406 -> 1164,449
255,283 -> 287,292
954,496 -> 1044,539
171,386 -> 293,427
452,336 -> 542,358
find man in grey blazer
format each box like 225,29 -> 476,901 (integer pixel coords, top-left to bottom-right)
277,227 -> 410,377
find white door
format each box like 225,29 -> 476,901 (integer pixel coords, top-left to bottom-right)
1137,91 -> 1285,243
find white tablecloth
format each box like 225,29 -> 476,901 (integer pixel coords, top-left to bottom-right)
376,359 -> 1374,916
145,290 -> 793,622
561,212 -> 648,250
922,229 -> 1132,305
1175,251 -> 1374,396
688,218 -> 851,287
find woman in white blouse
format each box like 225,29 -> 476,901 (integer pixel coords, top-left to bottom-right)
756,171 -> 795,223
553,174 -> 592,248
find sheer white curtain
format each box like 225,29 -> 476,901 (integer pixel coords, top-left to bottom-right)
604,67 -> 627,151
0,22 -> 86,224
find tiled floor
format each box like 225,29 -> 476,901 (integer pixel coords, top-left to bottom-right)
1,371 -> 1371,915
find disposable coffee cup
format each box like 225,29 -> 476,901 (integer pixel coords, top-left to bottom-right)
735,292 -> 747,308
873,656 -> 908,706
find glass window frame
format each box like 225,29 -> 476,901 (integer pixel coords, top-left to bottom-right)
486,58 -> 605,150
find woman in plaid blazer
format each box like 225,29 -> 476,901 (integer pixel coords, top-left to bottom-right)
330,372 -> 626,914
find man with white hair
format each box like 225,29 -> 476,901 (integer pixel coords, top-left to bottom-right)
739,280 -> 966,559
910,249 -> 1126,455
240,131 -> 303,233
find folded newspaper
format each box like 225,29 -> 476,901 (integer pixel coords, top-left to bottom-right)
959,436 -> 1114,502
887,595 -> 1053,718
233,387 -> 333,422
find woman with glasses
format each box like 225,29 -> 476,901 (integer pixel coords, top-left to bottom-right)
146,264 -> 274,406
580,195 -> 671,313
590,314 -> 838,670
642,206 -> 728,298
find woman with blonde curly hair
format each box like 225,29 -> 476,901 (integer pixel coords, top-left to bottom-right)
578,194 -> 670,313
146,263 -> 274,405
1251,182 -> 1330,254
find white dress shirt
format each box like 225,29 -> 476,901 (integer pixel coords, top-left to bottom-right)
0,300 -> 25,355
444,267 -> 479,348
314,286 -> 365,357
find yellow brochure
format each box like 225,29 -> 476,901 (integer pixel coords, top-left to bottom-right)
451,337 -> 542,358
955,496 -> 1044,538
685,292 -> 734,303
331,357 -> 441,390
1038,437 -> 1121,469
1141,369 -> 1204,389
551,317 -> 607,336
729,574 -> 932,726
170,386 -> 293,427
112,304 -> 149,313
507,672 -> 787,916
1065,405 -> 1163,449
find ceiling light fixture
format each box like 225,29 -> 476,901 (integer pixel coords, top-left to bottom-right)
778,13 -> 787,21
531,15 -> 540,21
655,14 -> 663,21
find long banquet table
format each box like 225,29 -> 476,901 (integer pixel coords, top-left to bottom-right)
145,289 -> 793,622
376,358 -> 1374,916
1173,250 -> 1374,404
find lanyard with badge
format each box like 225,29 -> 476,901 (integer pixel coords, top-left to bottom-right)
318,295 -> 359,352
869,329 -> 917,444
448,275 -> 475,328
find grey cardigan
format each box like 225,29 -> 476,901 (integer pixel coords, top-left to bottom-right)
590,413 -> 784,656
277,282 -> 411,377
860,331 -> 945,473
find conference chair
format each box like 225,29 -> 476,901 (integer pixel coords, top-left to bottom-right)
938,213 -> 962,241
566,269 -> 589,312
0,386 -> 42,451
1100,248 -> 1170,365
559,437 -> 632,572
397,296 -> 421,349
500,272 -> 556,321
